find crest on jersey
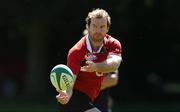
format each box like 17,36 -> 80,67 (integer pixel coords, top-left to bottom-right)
87,53 -> 97,61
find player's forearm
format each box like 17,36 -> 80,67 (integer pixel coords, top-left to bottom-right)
64,75 -> 77,101
95,55 -> 122,73
101,76 -> 118,90
66,75 -> 77,94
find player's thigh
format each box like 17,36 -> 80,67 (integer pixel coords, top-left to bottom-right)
85,107 -> 101,112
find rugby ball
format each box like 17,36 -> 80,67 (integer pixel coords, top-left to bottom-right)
50,64 -> 74,91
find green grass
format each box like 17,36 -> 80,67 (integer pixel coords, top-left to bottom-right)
0,102 -> 57,112
0,97 -> 58,112
0,99 -> 180,112
112,101 -> 180,112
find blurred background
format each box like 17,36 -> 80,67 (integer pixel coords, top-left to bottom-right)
1,0 -> 180,111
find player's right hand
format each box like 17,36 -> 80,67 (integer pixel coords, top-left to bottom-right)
56,89 -> 73,105
56,90 -> 69,104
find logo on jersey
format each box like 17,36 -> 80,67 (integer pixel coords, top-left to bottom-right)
87,53 -> 97,61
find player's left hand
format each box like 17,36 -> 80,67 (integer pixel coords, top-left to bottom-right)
80,61 -> 96,72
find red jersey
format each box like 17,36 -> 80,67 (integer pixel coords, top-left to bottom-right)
67,34 -> 122,101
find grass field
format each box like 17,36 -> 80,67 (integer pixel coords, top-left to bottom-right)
113,101 -> 180,112
0,97 -> 180,112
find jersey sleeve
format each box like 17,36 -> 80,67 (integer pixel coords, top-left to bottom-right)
108,39 -> 122,56
67,49 -> 82,75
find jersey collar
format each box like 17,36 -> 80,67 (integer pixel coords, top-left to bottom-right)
85,34 -> 104,53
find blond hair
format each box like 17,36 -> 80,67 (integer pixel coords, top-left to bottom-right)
85,8 -> 111,29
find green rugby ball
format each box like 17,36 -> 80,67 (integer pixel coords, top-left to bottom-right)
50,64 -> 74,91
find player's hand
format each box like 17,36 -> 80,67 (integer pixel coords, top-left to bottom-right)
80,61 -> 97,72
56,89 -> 72,104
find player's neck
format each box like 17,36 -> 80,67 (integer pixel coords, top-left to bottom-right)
90,39 -> 103,50
86,34 -> 104,53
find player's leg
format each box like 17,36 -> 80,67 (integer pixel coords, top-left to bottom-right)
85,107 -> 101,112
107,95 -> 113,112
94,89 -> 109,112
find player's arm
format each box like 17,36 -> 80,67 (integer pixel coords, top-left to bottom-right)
56,47 -> 81,104
101,72 -> 118,90
81,54 -> 122,73
94,54 -> 121,73
56,75 -> 77,104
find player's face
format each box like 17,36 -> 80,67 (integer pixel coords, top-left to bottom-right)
88,17 -> 108,43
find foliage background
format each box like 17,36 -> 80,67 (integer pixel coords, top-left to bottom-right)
0,0 -> 180,111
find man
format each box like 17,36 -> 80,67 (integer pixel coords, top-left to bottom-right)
56,8 -> 122,112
